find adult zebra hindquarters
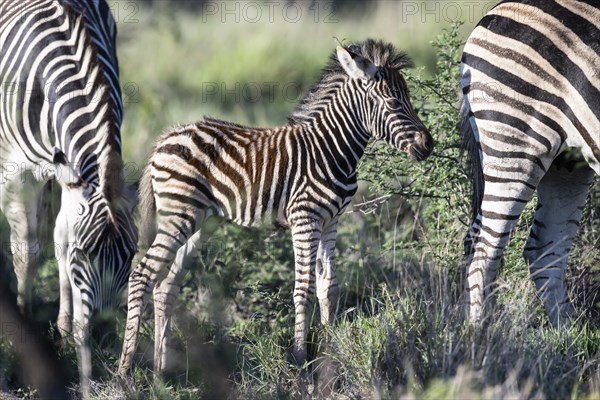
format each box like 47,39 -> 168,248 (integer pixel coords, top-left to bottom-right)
119,39 -> 432,383
461,0 -> 600,328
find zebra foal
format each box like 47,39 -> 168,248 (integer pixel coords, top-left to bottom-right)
0,0 -> 137,396
118,39 -> 433,375
462,0 -> 600,326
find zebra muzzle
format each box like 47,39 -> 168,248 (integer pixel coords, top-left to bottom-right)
409,131 -> 434,161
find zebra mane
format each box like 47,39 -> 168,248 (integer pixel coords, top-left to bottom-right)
60,1 -> 126,205
289,39 -> 413,123
60,0 -> 122,124
341,39 -> 414,71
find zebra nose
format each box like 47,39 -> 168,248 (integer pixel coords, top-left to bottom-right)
410,130 -> 434,161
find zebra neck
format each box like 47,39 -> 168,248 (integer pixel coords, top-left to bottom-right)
54,119 -> 124,199
34,1 -> 124,196
290,102 -> 371,178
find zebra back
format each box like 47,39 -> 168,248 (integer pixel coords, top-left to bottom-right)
460,0 -> 600,329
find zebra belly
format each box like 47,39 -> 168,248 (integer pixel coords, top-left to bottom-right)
221,181 -> 290,229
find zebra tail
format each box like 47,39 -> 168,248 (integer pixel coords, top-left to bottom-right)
459,97 -> 483,224
138,161 -> 156,249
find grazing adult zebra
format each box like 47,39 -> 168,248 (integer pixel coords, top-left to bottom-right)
461,0 -> 600,326
0,0 -> 138,395
118,39 -> 433,375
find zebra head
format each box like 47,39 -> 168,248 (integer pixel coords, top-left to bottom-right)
54,150 -> 138,310
336,40 -> 434,161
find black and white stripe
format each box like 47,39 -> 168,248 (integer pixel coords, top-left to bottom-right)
0,0 -> 137,396
118,39 -> 433,376
461,0 -> 600,326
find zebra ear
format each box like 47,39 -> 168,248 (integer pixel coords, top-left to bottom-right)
53,147 -> 68,165
336,45 -> 378,80
124,183 -> 138,212
53,147 -> 83,187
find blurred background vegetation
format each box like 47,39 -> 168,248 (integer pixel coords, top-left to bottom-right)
1,1 -> 600,399
115,0 -> 493,168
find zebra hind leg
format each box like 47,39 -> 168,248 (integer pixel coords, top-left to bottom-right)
467,161 -> 544,324
153,227 -> 203,378
523,160 -> 595,328
118,212 -> 196,376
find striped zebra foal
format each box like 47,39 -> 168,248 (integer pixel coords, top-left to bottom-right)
118,39 -> 433,375
0,0 -> 137,395
461,0 -> 600,326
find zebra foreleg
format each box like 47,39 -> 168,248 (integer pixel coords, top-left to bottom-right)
316,218 -> 339,326
54,207 -> 73,335
523,162 -> 595,327
0,177 -> 43,314
71,285 -> 93,399
315,218 -> 341,397
153,229 -> 203,377
291,220 -> 321,365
